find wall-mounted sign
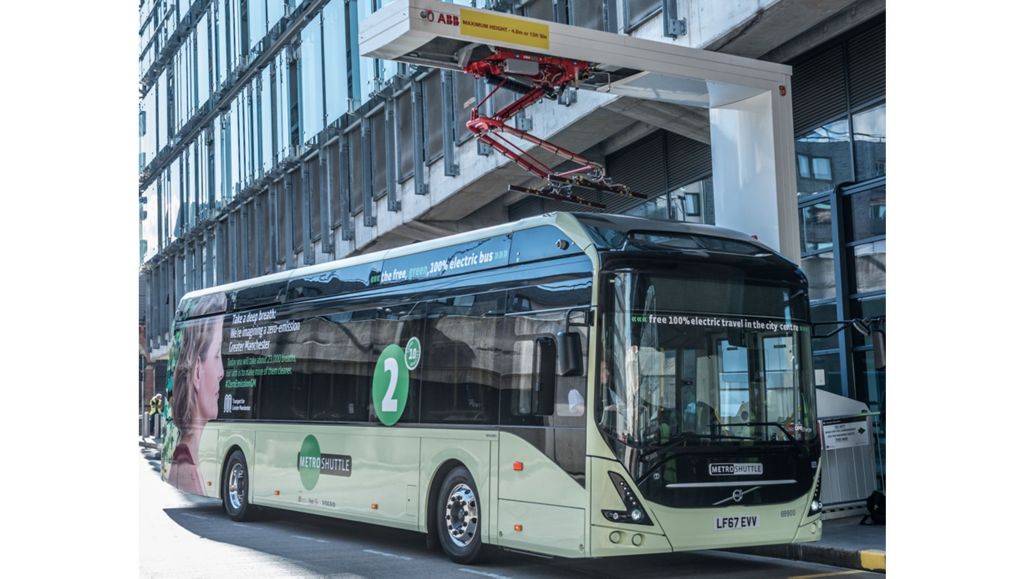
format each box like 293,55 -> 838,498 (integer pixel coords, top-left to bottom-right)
821,416 -> 871,451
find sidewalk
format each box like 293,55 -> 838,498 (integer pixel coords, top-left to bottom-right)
731,515 -> 886,572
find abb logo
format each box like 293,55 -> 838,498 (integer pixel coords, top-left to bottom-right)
420,9 -> 459,26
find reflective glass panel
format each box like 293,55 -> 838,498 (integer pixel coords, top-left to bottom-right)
170,161 -> 182,241
853,103 -> 886,180
666,177 -> 711,223
197,13 -> 210,108
810,302 -> 838,351
802,252 -> 835,301
853,351 -> 885,411
267,0 -> 284,29
300,16 -> 324,143
157,71 -> 167,152
795,118 -> 852,196
323,0 -> 349,124
216,0 -> 227,86
229,98 -> 240,199
845,185 -> 886,241
812,353 -> 843,396
213,119 -> 223,208
851,241 -> 886,294
625,194 -> 669,220
141,184 -> 159,263
249,0 -> 267,44
260,66 -> 273,173
800,201 -> 833,253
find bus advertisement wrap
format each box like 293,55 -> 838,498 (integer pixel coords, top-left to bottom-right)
158,214 -> 823,561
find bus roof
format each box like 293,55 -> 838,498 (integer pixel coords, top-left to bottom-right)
179,212 -> 782,307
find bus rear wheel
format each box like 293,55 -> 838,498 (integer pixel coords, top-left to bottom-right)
437,466 -> 484,564
223,450 -> 255,521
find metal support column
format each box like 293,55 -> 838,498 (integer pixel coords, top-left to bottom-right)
338,137 -> 355,239
440,70 -> 460,177
319,145 -> 334,254
384,96 -> 401,211
301,162 -> 314,265
411,79 -> 429,195
361,120 -> 376,226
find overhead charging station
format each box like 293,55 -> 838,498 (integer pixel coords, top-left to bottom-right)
360,0 -> 800,262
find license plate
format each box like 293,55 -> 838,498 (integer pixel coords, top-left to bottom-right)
713,515 -> 760,530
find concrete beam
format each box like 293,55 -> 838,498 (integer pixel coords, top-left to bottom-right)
600,97 -> 710,144
702,0 -> 862,59
761,0 -> 886,63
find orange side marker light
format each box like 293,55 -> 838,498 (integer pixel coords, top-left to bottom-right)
512,461 -> 524,471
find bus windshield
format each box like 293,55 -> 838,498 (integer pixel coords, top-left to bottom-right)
599,269 -> 817,450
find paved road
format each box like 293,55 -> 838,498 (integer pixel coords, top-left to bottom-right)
140,447 -> 881,578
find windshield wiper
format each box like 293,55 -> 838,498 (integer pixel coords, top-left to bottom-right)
728,421 -> 797,442
637,431 -> 756,460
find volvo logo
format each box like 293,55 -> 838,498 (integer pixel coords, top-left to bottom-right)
713,485 -> 764,506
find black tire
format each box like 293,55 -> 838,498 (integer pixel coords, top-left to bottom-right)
436,466 -> 484,564
222,450 -> 255,521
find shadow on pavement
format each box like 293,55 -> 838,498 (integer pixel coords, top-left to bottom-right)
159,503 -> 869,579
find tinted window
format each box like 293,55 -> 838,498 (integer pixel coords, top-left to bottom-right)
501,309 -> 588,427
259,376 -> 309,420
286,261 -> 383,300
232,282 -> 286,311
508,278 -> 592,312
419,293 -> 503,424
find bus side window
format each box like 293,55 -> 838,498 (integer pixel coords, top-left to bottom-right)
419,293 -> 502,424
509,337 -> 556,417
505,313 -> 588,425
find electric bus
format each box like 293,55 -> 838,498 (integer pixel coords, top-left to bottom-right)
161,212 -> 822,563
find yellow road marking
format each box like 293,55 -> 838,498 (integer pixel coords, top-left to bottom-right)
860,549 -> 886,571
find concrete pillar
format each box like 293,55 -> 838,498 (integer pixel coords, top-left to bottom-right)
709,88 -> 799,263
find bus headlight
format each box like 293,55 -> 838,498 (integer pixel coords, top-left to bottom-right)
809,499 -> 822,514
601,472 -> 653,526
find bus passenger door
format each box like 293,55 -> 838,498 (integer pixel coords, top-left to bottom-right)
497,304 -> 589,557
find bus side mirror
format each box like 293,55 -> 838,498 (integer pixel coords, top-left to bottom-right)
556,331 -> 582,377
533,337 -> 556,415
871,330 -> 886,371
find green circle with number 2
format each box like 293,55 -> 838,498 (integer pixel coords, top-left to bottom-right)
372,344 -> 409,426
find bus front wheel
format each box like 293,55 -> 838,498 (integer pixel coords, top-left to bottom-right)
437,466 -> 484,564
223,450 -> 255,521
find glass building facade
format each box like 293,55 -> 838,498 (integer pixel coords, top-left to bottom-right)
140,3 -> 885,476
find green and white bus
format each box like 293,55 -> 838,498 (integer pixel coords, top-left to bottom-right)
161,212 -> 822,563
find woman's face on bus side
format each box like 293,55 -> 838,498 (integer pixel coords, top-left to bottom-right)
196,317 -> 224,421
